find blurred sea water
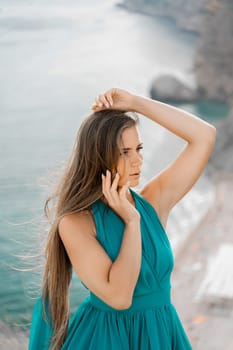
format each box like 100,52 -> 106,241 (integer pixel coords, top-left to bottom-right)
0,0 -> 229,334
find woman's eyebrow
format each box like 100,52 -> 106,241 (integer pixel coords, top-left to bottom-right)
121,142 -> 143,151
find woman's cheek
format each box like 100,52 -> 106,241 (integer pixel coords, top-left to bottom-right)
118,171 -> 130,187
117,160 -> 130,186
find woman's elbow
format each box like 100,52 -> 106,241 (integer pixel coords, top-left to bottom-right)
109,293 -> 133,310
210,124 -> 217,138
204,124 -> 217,147
113,299 -> 132,310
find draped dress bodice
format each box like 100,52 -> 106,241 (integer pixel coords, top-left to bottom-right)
28,189 -> 192,350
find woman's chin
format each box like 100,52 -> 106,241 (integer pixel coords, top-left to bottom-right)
118,182 -> 139,189
129,178 -> 140,188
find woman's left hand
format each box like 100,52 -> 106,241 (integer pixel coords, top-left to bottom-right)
91,88 -> 134,112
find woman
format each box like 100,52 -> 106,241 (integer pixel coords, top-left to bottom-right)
29,88 -> 216,350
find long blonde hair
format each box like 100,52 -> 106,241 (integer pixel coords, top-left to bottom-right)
42,109 -> 138,349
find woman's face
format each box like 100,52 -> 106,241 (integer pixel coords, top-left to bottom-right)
116,126 -> 143,188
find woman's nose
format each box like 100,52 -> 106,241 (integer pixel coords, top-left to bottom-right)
130,152 -> 143,165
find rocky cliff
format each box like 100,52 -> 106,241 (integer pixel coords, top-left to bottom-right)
121,0 -> 233,173
121,0 -> 206,33
195,0 -> 233,174
195,0 -> 233,103
209,109 -> 233,173
121,0 -> 233,102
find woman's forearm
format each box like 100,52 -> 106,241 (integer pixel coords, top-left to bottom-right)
108,219 -> 142,308
132,95 -> 216,144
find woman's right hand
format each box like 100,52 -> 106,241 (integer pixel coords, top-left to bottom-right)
102,170 -> 140,225
92,88 -> 134,112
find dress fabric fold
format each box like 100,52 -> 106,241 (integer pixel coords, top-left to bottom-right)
29,189 -> 192,349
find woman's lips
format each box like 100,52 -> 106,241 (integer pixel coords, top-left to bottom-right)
130,172 -> 141,176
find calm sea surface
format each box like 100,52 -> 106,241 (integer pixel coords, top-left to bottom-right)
0,0 -> 228,330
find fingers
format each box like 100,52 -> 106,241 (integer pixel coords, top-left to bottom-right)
119,180 -> 130,200
92,90 -> 114,111
96,94 -> 108,108
101,170 -> 138,223
105,92 -> 114,107
101,170 -> 113,202
102,170 -> 122,205
104,170 -> 118,194
111,172 -> 120,191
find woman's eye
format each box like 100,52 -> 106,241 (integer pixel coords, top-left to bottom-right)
120,150 -> 129,156
137,146 -> 143,152
120,146 -> 143,157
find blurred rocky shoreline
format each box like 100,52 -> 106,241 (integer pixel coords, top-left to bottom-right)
125,0 -> 232,99
120,0 -> 233,174
2,1 -> 233,347
119,2 -> 233,348
172,173 -> 233,349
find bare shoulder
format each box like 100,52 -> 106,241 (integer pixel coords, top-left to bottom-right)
137,176 -> 161,214
58,210 -> 96,239
137,178 -> 169,229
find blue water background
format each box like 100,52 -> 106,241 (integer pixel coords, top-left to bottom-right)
0,0 -> 229,330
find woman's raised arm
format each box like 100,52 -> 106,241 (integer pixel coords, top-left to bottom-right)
93,88 -> 216,227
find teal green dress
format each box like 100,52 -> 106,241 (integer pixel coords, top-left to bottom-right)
29,189 -> 192,349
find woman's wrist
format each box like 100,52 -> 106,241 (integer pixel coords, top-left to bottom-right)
131,94 -> 153,114
124,215 -> 140,227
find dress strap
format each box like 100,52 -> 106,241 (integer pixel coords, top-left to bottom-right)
130,189 -> 166,234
